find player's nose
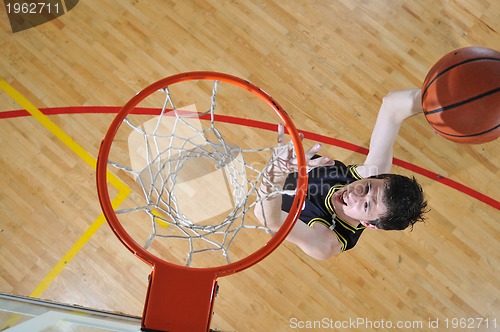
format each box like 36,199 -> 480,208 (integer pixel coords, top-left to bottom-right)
347,190 -> 361,204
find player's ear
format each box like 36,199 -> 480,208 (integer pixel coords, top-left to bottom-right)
360,220 -> 379,230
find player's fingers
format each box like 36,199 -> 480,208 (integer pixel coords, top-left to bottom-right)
308,156 -> 335,168
277,123 -> 285,145
305,143 -> 322,160
306,143 -> 335,168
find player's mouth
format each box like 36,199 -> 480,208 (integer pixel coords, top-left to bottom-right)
337,190 -> 348,206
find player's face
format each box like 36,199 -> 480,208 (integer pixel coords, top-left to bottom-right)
332,178 -> 387,227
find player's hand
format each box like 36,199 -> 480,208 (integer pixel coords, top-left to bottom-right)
266,124 -> 334,178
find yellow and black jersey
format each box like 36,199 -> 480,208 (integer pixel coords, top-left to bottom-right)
281,160 -> 366,252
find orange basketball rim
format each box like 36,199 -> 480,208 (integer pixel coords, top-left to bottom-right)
96,71 -> 307,331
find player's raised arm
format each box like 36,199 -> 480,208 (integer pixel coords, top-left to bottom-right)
254,124 -> 341,260
357,88 -> 423,178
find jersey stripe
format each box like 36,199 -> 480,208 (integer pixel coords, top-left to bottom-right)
308,218 -> 332,228
349,165 -> 363,180
332,229 -> 348,251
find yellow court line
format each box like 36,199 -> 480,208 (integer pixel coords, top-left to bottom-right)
29,191 -> 130,298
0,78 -> 131,297
0,79 -> 126,189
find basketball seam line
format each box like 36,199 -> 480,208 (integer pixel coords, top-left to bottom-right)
422,57 -> 500,98
431,122 -> 500,138
423,87 -> 500,115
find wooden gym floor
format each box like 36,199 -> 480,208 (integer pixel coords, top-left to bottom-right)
0,1 -> 499,331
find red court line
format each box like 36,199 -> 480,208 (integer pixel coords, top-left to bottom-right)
1,106 -> 498,210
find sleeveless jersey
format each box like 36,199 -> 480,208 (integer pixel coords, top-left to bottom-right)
281,160 -> 366,252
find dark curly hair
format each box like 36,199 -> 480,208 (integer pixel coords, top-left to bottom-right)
367,174 -> 428,230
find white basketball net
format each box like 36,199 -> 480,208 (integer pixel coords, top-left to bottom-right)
107,80 -> 297,267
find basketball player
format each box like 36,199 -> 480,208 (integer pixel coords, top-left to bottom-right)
255,88 -> 428,260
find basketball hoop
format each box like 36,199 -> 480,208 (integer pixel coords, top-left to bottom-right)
96,71 -> 307,331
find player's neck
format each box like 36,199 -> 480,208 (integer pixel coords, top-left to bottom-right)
332,204 -> 362,228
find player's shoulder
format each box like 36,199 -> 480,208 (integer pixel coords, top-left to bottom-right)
309,161 -> 363,182
354,164 -> 378,179
332,161 -> 365,181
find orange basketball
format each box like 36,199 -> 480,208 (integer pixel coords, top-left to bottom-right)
421,46 -> 500,144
